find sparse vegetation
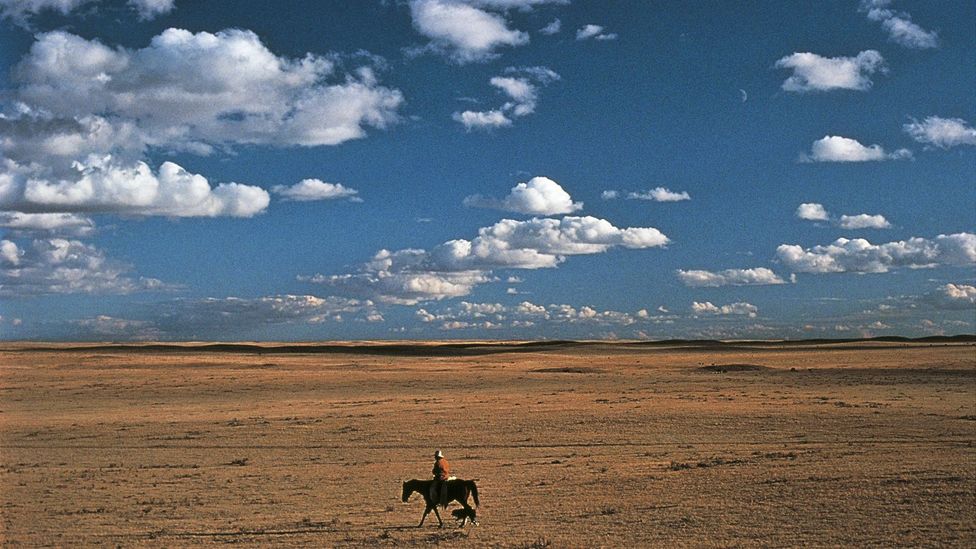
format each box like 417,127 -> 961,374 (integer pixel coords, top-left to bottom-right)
2,341 -> 973,547
515,537 -> 553,549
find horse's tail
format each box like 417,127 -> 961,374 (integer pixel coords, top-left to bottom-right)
469,480 -> 479,507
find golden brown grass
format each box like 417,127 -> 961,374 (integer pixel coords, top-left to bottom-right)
1,341 -> 974,546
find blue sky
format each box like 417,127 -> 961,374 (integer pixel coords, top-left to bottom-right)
0,0 -> 973,341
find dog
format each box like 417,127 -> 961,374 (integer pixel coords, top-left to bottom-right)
451,507 -> 478,527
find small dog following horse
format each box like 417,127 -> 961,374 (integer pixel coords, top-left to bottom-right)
451,507 -> 478,527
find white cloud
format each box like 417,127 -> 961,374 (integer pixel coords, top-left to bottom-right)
903,117 -> 976,148
464,0 -> 568,9
803,135 -> 911,162
129,0 -> 173,20
926,283 -> 976,310
0,107 -> 142,165
0,0 -> 172,22
691,301 -> 758,317
600,190 -> 619,200
452,109 -> 512,129
677,267 -> 786,287
417,299 -> 641,329
0,239 -> 19,265
1,155 -> 269,218
453,66 -> 558,130
774,51 -> 885,92
490,76 -> 537,115
838,214 -> 891,230
777,232 -> 976,274
9,29 -> 402,157
517,301 -> 547,316
0,238 -> 166,295
0,212 -> 94,235
303,215 -> 668,304
272,179 -> 360,202
576,24 -> 617,41
540,18 -> 561,35
796,203 -> 829,221
73,315 -> 159,339
325,271 -> 491,306
159,295 -> 375,328
463,176 -> 581,215
627,187 -> 690,202
860,1 -> 938,49
0,0 -> 88,19
796,203 -> 891,230
408,0 -> 529,63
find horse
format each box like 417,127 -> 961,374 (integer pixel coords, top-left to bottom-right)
401,478 -> 480,528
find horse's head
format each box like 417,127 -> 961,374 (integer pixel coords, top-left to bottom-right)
401,480 -> 412,502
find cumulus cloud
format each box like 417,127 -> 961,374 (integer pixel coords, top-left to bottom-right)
0,212 -> 94,235
8,28 -> 402,159
453,66 -> 559,129
0,239 -> 18,265
677,267 -> 787,287
838,214 -> 891,230
691,301 -> 758,317
271,179 -> 360,202
417,299 -> 642,330
796,203 -> 829,221
903,117 -> 976,149
802,135 -> 911,162
576,24 -> 617,41
860,0 -> 938,49
0,238 -> 166,296
627,187 -> 690,202
774,51 -> 885,92
0,105 -> 143,167
463,176 -> 581,215
408,0 -> 530,63
797,203 -> 891,229
925,283 -> 976,310
303,215 -> 668,304
1,155 -> 269,217
777,233 -> 976,274
452,110 -> 512,129
600,190 -> 619,200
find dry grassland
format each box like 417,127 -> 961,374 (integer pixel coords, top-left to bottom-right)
1,341 -> 974,547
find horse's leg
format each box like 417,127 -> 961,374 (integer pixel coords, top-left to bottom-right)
432,506 -> 444,528
418,504 -> 432,527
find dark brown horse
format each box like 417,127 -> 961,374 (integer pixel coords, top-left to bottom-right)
401,478 -> 479,527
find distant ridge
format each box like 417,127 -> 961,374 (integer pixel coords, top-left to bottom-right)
7,335 -> 974,357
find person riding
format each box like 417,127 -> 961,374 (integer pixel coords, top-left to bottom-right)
432,450 -> 450,507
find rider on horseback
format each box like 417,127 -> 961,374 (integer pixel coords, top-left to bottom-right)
432,450 -> 450,508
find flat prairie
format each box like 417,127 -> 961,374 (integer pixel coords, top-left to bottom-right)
1,341 -> 974,547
